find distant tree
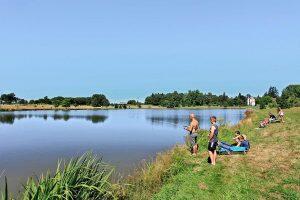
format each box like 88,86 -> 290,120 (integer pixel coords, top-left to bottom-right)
0,93 -> 17,104
61,99 -> 71,107
29,100 -> 35,104
42,96 -> 52,104
219,92 -> 229,106
276,97 -> 291,109
73,97 -> 91,106
266,86 -> 279,98
91,94 -> 109,107
18,99 -> 28,104
232,93 -> 247,106
281,85 -> 300,106
145,93 -> 165,105
52,100 -> 61,107
127,100 -> 137,105
51,96 -> 65,105
258,95 -> 273,109
281,85 -> 300,99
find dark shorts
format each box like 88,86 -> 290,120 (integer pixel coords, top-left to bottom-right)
208,142 -> 218,152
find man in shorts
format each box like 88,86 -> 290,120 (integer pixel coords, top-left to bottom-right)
185,113 -> 199,155
208,116 -> 218,165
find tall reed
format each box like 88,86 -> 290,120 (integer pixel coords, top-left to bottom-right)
2,153 -> 116,200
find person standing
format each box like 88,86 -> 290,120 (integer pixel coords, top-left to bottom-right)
185,113 -> 199,155
208,116 -> 218,165
278,107 -> 285,123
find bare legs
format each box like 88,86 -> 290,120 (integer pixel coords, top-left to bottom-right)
208,150 -> 217,165
280,116 -> 285,123
192,144 -> 198,155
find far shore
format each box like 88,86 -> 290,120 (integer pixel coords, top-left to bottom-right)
0,104 -> 248,112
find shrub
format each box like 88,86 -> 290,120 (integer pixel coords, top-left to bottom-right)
61,99 -> 71,107
91,94 -> 110,107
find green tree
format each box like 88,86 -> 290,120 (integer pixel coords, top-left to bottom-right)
61,99 -> 71,107
18,99 -> 28,104
259,95 -> 273,109
91,94 -> 110,107
127,100 -> 137,105
145,93 -> 165,105
266,86 -> 279,98
0,93 -> 17,104
281,85 -> 300,107
276,97 -> 291,109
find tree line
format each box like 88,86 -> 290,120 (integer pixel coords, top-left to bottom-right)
0,93 -> 110,108
1,84 -> 299,109
256,85 -> 300,109
144,85 -> 300,109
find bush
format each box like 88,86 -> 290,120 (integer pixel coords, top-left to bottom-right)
61,99 -> 71,107
260,103 -> 266,109
91,94 -> 110,107
276,97 -> 292,109
127,100 -> 137,105
52,100 -> 60,107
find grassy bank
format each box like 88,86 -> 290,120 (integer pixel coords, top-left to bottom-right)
0,104 -> 246,111
123,107 -> 299,199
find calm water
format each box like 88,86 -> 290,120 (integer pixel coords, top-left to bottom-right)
0,109 -> 244,192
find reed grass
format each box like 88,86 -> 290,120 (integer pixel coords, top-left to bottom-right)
2,153 -> 116,200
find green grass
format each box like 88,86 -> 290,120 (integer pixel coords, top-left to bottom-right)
2,153 -> 116,200
150,107 -> 300,200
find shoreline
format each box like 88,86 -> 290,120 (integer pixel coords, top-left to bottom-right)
117,107 -> 300,199
0,104 -> 248,112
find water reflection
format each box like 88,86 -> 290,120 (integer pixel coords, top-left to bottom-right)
0,113 -> 108,124
146,109 -> 245,130
146,115 -> 183,128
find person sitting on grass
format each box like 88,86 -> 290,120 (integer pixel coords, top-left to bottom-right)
232,130 -> 242,145
259,118 -> 269,128
269,112 -> 277,123
237,134 -> 250,150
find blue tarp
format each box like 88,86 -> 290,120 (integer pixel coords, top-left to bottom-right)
218,142 -> 248,154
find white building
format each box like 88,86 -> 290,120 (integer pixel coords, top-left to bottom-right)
247,97 -> 256,106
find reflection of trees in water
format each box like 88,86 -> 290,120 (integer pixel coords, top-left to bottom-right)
0,114 -> 27,124
146,115 -> 189,127
146,113 -> 243,129
0,113 -> 108,124
85,115 -> 108,123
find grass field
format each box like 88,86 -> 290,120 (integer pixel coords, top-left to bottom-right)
123,107 -> 300,200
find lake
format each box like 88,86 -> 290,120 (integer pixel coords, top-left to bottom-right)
0,108 -> 245,193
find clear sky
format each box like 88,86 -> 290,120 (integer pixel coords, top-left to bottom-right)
0,0 -> 299,102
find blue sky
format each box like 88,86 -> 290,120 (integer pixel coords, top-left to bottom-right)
0,0 -> 299,102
